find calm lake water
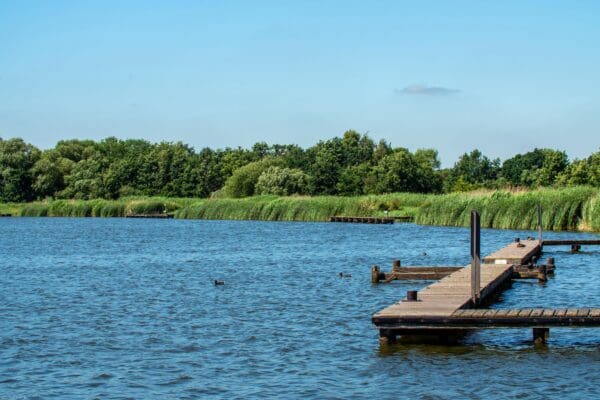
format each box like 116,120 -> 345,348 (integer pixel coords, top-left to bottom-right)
1,218 -> 600,399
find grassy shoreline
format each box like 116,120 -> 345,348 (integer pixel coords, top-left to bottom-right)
3,187 -> 600,232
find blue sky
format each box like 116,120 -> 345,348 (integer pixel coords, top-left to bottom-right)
1,1 -> 599,166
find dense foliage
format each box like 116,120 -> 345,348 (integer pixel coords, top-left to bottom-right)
0,132 -> 598,202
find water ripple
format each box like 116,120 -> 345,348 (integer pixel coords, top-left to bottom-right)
1,218 -> 600,398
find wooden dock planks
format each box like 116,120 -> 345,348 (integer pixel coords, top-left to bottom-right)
125,213 -> 174,219
372,234 -> 600,343
329,216 -> 394,224
374,308 -> 600,330
482,238 -> 541,265
542,239 -> 600,246
373,264 -> 513,321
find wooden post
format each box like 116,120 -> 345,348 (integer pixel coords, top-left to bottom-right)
392,259 -> 401,273
537,265 -> 547,282
538,204 -> 543,245
470,211 -> 481,305
546,257 -> 555,274
406,290 -> 418,301
533,328 -> 549,344
379,329 -> 397,345
371,265 -> 380,283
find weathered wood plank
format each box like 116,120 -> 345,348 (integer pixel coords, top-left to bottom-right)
554,309 -> 568,317
494,309 -> 512,318
518,309 -> 533,317
542,309 -> 556,317
590,309 -> 600,317
577,308 -> 590,317
566,309 -> 580,317
374,308 -> 600,329
483,309 -> 500,317
482,239 -> 540,265
543,239 -> 600,246
530,309 -> 544,317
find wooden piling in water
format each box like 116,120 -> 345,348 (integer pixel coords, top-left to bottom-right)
533,328 -> 549,345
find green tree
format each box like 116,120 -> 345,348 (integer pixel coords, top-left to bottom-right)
222,158 -> 282,198
557,149 -> 600,186
0,138 -> 41,201
336,163 -> 372,195
31,150 -> 69,198
371,148 -> 435,193
447,149 -> 499,191
255,166 -> 310,196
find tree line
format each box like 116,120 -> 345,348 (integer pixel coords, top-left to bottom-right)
0,131 -> 598,202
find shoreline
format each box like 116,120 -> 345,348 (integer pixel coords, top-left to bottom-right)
2,187 -> 599,232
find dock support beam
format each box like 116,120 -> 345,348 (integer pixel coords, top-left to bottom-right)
470,211 -> 481,305
379,329 -> 397,345
533,328 -> 549,345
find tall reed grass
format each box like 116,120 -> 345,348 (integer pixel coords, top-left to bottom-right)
415,187 -> 599,231
10,189 -> 600,231
175,193 -> 429,221
19,197 -> 190,217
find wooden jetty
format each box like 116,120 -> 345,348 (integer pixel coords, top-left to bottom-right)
542,239 -> 600,253
125,213 -> 174,219
372,210 -> 600,345
372,258 -> 554,283
329,216 -> 394,224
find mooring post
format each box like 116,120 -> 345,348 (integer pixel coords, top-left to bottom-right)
392,259 -> 401,273
379,329 -> 397,345
406,290 -> 418,301
537,204 -> 543,246
371,265 -> 380,283
470,211 -> 481,305
537,264 -> 548,282
533,328 -> 549,345
546,257 -> 555,274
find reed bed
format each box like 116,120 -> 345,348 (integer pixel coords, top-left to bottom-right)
19,197 -> 191,217
10,189 -> 600,231
415,187 -> 599,231
175,193 -> 429,221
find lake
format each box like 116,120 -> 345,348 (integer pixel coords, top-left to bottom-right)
1,218 -> 600,399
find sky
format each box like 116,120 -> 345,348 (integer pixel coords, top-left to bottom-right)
1,1 -> 599,166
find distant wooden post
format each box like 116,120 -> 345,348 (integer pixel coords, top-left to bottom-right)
533,328 -> 549,345
371,265 -> 380,283
538,204 -> 543,245
470,211 -> 481,305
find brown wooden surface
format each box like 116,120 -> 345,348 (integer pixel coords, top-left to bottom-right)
373,263 -> 513,319
125,213 -> 174,219
329,216 -> 394,224
542,240 -> 600,246
374,308 -> 600,329
382,266 -> 463,281
373,238 -> 600,335
482,239 -> 541,265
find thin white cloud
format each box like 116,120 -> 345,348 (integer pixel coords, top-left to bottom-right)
396,84 -> 459,96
